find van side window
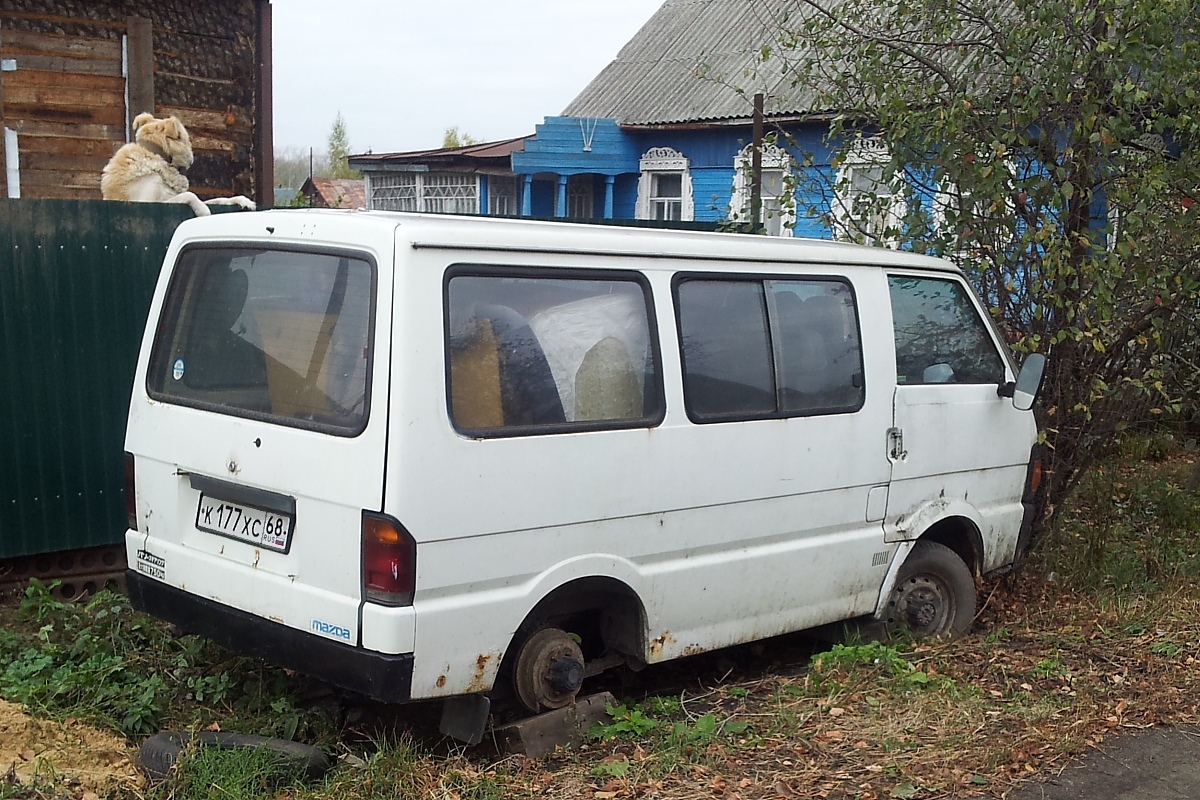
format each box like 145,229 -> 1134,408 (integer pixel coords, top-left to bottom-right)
676,280 -> 776,417
676,277 -> 865,421
888,276 -> 1005,385
771,281 -> 865,413
446,272 -> 662,435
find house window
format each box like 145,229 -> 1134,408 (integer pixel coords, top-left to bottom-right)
635,147 -> 694,222
488,176 -> 520,216
730,143 -> 794,236
421,173 -> 477,214
832,137 -> 906,247
650,173 -> 682,220
566,175 -> 594,219
369,173 -> 419,211
368,172 -> 479,214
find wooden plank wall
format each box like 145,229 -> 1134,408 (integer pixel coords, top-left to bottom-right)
0,1 -> 262,202
0,26 -> 124,198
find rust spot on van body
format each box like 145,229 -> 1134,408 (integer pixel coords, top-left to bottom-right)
436,675 -> 447,689
467,652 -> 498,693
649,630 -> 676,659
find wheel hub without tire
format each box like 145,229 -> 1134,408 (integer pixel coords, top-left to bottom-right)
513,628 -> 585,712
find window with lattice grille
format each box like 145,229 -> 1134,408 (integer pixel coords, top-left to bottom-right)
488,176 -> 520,216
423,173 -> 478,214
367,172 -> 479,214
369,173 -> 419,212
567,176 -> 594,219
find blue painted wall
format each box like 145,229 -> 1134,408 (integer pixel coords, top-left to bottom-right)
613,174 -> 639,219
691,166 -> 736,222
513,117 -> 641,176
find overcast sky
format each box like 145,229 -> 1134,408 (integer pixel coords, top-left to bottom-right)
271,1 -> 663,155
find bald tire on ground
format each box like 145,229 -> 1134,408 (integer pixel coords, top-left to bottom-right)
883,540 -> 976,640
138,731 -> 331,781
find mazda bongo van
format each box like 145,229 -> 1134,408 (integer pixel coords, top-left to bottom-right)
124,209 -> 1045,742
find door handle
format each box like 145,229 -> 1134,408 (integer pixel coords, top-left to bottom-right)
886,427 -> 906,461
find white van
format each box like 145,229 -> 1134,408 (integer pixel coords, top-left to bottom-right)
124,210 -> 1045,741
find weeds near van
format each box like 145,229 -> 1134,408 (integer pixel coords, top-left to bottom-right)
589,702 -> 658,740
0,580 -> 332,741
2,436 -> 1200,800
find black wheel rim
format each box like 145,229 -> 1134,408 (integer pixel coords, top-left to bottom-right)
886,573 -> 954,637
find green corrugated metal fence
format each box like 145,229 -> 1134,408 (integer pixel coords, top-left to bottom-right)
1,199 -> 191,559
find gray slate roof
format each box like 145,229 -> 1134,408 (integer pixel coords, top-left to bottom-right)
563,0 -> 826,126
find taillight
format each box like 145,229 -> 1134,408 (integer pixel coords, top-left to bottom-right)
362,512 -> 416,606
124,452 -> 137,531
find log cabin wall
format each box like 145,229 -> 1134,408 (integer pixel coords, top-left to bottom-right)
0,0 -> 269,202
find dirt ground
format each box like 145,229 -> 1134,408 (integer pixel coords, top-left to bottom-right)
0,700 -> 143,796
1004,726 -> 1200,800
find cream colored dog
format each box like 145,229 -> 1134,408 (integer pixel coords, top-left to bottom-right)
101,112 -> 255,216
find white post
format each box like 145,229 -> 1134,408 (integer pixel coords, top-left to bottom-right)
4,128 -> 18,199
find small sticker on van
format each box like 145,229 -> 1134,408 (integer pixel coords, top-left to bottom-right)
136,549 -> 166,581
172,358 -> 185,380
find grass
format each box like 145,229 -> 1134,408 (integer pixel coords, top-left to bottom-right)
160,746 -> 301,800
1,433 -> 1199,799
0,580 -> 337,743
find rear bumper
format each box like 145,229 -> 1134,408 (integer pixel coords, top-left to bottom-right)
126,571 -> 414,704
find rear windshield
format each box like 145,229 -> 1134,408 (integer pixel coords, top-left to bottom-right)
147,247 -> 375,435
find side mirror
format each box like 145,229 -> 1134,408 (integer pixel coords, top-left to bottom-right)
922,362 -> 955,383
1011,353 -> 1047,411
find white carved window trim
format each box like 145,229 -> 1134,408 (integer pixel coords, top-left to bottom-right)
832,136 -> 907,247
635,147 -> 694,222
730,142 -> 795,237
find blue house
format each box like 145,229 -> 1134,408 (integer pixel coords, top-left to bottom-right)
351,0 -> 894,241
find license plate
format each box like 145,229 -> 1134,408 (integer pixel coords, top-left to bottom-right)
195,494 -> 294,553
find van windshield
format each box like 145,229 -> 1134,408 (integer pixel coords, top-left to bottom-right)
147,247 -> 375,435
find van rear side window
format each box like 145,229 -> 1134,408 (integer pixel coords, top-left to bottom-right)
147,248 -> 375,435
445,271 -> 662,436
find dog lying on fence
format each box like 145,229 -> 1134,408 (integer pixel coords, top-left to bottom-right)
101,112 -> 256,216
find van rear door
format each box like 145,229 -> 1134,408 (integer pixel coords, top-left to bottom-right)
128,238 -> 392,646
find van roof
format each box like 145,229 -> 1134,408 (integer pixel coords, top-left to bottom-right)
180,209 -> 963,274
